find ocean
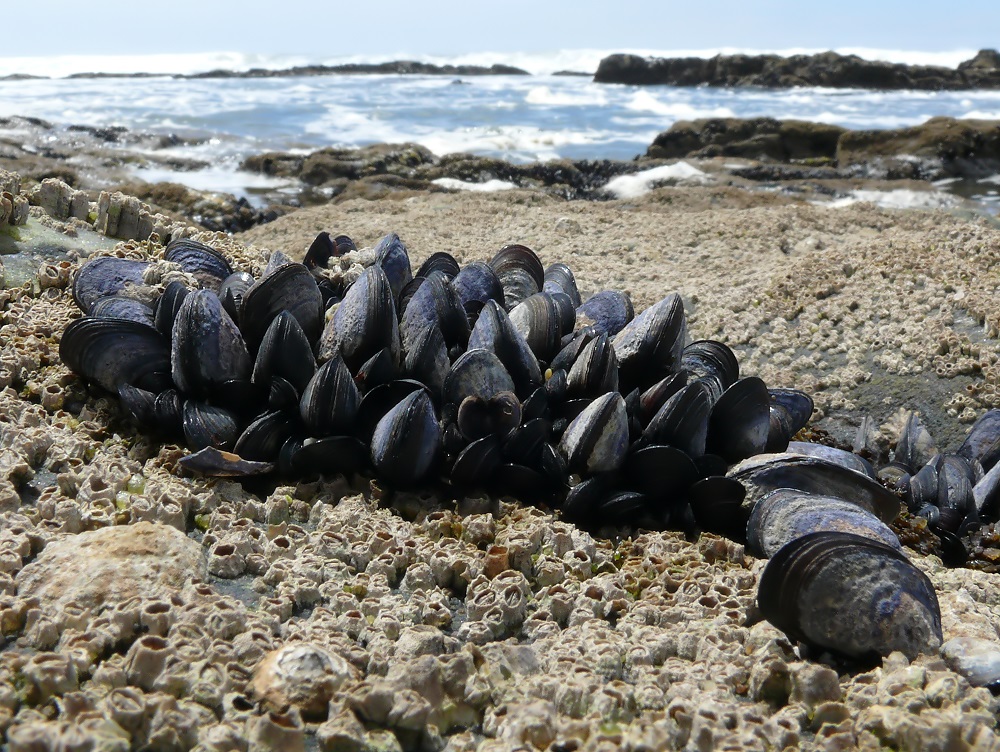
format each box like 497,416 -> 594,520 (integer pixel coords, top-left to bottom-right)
1,48 -> 999,210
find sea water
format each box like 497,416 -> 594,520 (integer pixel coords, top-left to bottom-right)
1,48 -> 998,210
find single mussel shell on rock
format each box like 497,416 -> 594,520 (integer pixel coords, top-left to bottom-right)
319,265 -> 401,373
489,244 -> 544,310
370,389 -> 441,488
758,531 -> 942,661
72,256 -> 151,313
179,446 -> 275,476
90,296 -> 155,327
729,453 -> 901,523
746,488 -> 901,558
171,290 -> 252,399
60,317 -> 173,395
613,293 -> 686,392
164,237 -> 233,289
576,290 -> 634,337
558,392 -> 629,475
241,259 -> 324,352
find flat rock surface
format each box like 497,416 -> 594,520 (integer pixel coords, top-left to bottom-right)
15,521 -> 205,611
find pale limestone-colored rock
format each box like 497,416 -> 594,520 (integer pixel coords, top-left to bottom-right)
250,643 -> 357,719
14,522 -> 206,612
942,636 -> 1000,689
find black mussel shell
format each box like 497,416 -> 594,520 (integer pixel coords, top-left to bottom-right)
164,238 -> 233,289
558,392 -> 629,475
300,354 -> 361,437
252,311 -> 317,394
72,256 -> 151,313
576,290 -> 634,337
290,435 -> 368,477
154,281 -> 191,338
179,447 -> 275,476
234,410 -> 295,462
90,296 -> 155,327
171,289 -> 252,399
706,376 -> 770,464
241,261 -> 324,352
467,299 -> 542,399
453,261 -> 505,310
321,265 -> 400,373
613,293 -> 686,391
451,435 -> 503,490
457,392 -> 521,442
182,400 -> 240,451
60,317 -> 173,395
688,475 -> 748,540
370,389 -> 441,488
543,262 -> 581,308
373,232 -> 413,302
415,251 -> 461,281
758,532 -> 942,661
489,244 -> 544,310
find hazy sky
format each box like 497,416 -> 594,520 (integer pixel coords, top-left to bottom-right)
6,0 -> 999,57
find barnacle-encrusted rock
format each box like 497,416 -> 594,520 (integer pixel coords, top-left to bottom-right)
14,522 -> 205,611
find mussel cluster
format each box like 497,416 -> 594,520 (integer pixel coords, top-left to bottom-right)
60,232 -> 815,525
59,232 -> 967,663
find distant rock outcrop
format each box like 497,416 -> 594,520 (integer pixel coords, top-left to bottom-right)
645,116 -> 1000,180
595,49 -> 1000,90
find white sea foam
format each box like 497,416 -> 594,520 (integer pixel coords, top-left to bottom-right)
603,163 -> 708,199
823,189 -> 959,211
431,178 -> 518,192
525,86 -> 608,107
625,91 -> 735,119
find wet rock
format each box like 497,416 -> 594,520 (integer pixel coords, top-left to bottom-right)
594,50 -> 1000,89
14,522 -> 205,611
646,118 -> 846,162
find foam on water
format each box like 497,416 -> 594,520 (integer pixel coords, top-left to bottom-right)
824,189 -> 960,211
431,178 -> 518,192
603,163 -> 708,199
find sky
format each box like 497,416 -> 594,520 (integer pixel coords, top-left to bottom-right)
5,0 -> 999,59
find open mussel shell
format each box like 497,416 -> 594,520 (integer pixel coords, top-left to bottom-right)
171,290 -> 252,399
576,290 -> 634,337
164,237 -> 233,289
758,532 -> 942,661
179,447 -> 275,476
489,244 -> 544,310
241,260 -> 324,351
728,453 -> 901,523
746,488 -> 901,558
370,389 -> 441,488
558,392 -> 629,475
60,317 -> 173,395
72,256 -> 151,313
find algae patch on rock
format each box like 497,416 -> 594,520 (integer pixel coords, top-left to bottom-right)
15,521 -> 206,611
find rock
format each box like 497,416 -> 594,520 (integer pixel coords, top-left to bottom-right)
958,49 -> 1000,70
941,637 -> 1000,689
594,50 -> 1000,90
185,61 -> 530,79
646,118 -> 845,162
0,169 -> 30,230
14,522 -> 205,612
837,117 -> 1000,179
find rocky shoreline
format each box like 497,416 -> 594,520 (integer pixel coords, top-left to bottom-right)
594,48 -> 1000,89
4,168 -> 1000,749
